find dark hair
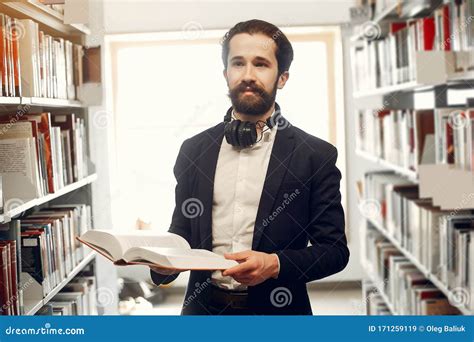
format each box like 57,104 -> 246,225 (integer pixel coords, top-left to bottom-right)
221,19 -> 294,76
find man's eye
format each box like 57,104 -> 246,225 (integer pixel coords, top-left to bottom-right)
233,62 -> 244,66
256,63 -> 267,67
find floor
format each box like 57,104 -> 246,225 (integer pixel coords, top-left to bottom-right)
126,283 -> 364,315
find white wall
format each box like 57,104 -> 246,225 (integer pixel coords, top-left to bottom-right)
103,0 -> 353,33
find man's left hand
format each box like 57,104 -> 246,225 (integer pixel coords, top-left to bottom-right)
222,250 -> 279,286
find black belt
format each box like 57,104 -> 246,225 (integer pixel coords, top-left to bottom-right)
209,284 -> 249,310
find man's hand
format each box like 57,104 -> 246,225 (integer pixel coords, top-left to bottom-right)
222,250 -> 279,286
149,265 -> 182,275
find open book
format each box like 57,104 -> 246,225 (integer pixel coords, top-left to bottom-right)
77,230 -> 238,270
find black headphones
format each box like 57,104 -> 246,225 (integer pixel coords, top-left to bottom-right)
223,102 -> 282,148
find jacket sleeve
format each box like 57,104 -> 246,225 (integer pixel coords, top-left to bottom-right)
150,139 -> 194,286
275,146 -> 350,283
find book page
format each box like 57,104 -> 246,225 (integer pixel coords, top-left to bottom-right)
79,230 -> 190,261
123,247 -> 238,270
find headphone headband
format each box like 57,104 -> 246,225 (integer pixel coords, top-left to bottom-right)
223,103 -> 282,148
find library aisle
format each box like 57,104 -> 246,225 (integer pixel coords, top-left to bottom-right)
0,0 -> 472,319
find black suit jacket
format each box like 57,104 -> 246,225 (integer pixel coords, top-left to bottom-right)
150,117 -> 349,315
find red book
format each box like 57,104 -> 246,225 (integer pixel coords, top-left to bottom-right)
442,4 -> 451,51
420,16 -> 435,50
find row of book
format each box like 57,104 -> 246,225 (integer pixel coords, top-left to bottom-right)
365,226 -> 462,315
0,112 -> 89,199
435,108 -> 474,170
356,108 -> 474,172
363,171 -> 474,311
351,1 -> 474,91
355,109 -> 434,172
0,203 -> 91,315
0,15 -> 84,99
364,287 -> 391,315
36,275 -> 98,316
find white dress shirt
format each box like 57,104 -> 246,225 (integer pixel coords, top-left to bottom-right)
211,114 -> 278,290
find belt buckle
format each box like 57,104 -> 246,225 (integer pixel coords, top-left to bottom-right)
229,293 -> 247,309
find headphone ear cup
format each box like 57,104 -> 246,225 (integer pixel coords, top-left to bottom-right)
230,120 -> 241,146
239,121 -> 257,147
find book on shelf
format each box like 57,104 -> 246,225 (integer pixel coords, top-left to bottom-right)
435,108 -> 474,171
351,0 -> 474,92
0,14 -> 86,100
356,109 -> 436,172
363,171 -> 474,312
365,225 -> 464,315
78,230 -> 238,270
0,111 -> 90,206
0,203 -> 92,315
365,286 -> 392,315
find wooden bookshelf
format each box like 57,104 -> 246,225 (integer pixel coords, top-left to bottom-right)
0,173 -> 98,223
23,251 -> 96,315
366,217 -> 473,315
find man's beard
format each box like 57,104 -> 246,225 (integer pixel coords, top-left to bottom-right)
228,80 -> 277,116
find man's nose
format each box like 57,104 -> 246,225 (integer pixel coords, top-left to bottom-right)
243,65 -> 256,81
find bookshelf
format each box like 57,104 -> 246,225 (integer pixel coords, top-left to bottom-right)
355,149 -> 418,181
0,0 -> 90,39
0,0 -> 104,316
364,217 -> 473,315
0,173 -> 98,223
363,264 -> 396,314
350,0 -> 474,316
23,251 -> 96,315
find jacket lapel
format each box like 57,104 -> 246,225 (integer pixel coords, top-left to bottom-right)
252,122 -> 295,250
196,123 -> 225,250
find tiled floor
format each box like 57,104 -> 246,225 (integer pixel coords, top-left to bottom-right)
128,284 -> 364,315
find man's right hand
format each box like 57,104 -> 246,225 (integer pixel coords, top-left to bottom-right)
149,265 -> 182,275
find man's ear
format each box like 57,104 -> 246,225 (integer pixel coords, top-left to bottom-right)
277,71 -> 289,89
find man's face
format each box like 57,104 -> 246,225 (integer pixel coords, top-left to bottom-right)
224,33 -> 288,116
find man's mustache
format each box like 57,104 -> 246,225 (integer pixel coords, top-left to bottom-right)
235,83 -> 265,96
